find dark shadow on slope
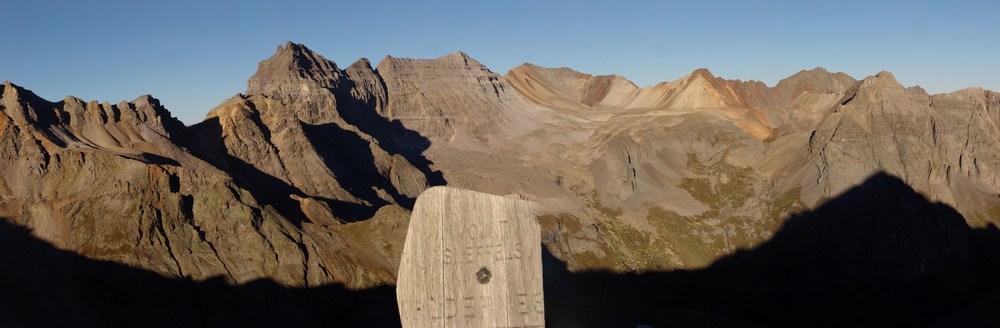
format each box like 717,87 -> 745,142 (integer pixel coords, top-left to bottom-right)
187,117 -> 398,223
121,152 -> 181,166
333,70 -> 447,188
543,172 -> 1000,327
187,117 -> 309,227
185,89 -> 444,224
0,218 -> 400,328
8,172 -> 1000,327
301,122 -> 404,214
314,196 -> 386,223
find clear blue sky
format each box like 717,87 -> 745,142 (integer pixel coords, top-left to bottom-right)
2,0 -> 998,124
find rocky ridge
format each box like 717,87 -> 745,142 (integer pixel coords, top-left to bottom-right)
0,43 -> 426,291
3,41 -> 1000,326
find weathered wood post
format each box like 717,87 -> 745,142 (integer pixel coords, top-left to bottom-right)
397,186 -> 544,327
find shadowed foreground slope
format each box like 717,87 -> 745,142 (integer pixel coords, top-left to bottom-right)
544,173 -> 1000,327
3,173 -> 1000,327
0,219 -> 400,328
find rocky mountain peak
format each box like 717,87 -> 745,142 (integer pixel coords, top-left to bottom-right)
507,63 -> 591,81
444,50 -> 470,58
504,63 -> 642,109
441,51 -> 483,68
906,85 -> 929,95
775,67 -> 856,100
513,62 -> 540,70
378,51 -> 492,76
689,68 -> 716,80
0,82 -> 53,123
132,94 -> 158,107
808,66 -> 830,73
836,71 -> 911,111
1,80 -> 21,99
274,41 -> 328,63
376,50 -> 532,141
658,68 -> 744,109
348,57 -> 374,71
875,70 -> 895,79
246,41 -> 342,97
858,71 -> 905,93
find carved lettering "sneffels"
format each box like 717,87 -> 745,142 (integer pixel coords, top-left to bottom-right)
443,242 -> 525,264
397,187 -> 544,328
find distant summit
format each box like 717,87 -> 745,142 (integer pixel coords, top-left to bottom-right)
246,41 -> 343,98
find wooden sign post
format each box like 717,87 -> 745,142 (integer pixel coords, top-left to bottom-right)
396,187 -> 544,327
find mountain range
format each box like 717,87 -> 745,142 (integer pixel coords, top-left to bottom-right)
3,41 -> 1000,326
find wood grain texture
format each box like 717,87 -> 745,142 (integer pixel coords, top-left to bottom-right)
397,186 -> 544,328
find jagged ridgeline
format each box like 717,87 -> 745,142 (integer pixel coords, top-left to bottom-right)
3,41 -> 1000,326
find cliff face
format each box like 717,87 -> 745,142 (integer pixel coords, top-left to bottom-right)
190,42 -> 433,218
376,51 -> 543,148
4,42 -> 1000,325
0,44 -> 425,291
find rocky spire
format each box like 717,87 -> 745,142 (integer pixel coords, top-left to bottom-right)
658,68 -> 743,109
906,85 -> 929,95
839,71 -> 907,105
245,41 -> 343,98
